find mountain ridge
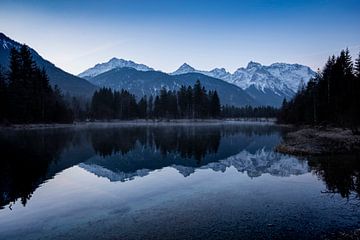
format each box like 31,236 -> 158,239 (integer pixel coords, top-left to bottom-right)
80,57 -> 316,106
78,57 -> 154,80
0,33 -> 97,96
87,67 -> 258,107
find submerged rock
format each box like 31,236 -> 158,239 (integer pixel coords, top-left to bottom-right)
276,128 -> 360,155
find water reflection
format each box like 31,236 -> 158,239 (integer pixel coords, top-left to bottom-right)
0,124 -> 359,210
309,155 -> 360,199
0,130 -> 75,208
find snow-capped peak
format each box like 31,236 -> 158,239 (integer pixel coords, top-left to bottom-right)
171,61 -> 316,94
246,61 -> 262,69
171,63 -> 196,75
78,58 -> 154,79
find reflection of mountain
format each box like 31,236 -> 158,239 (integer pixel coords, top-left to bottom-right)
0,124 -> 359,210
199,148 -> 309,178
81,125 -> 283,180
79,148 -> 308,182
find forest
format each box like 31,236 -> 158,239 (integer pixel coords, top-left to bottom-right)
90,81 -> 221,119
0,45 -> 278,124
90,82 -> 278,120
277,49 -> 360,133
0,45 -> 73,123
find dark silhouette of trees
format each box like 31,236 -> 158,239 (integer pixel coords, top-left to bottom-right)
309,155 -> 360,199
0,45 -> 73,123
210,90 -> 221,117
90,80 -> 224,120
221,105 -> 278,118
0,68 -> 7,121
91,88 -> 139,120
278,49 -> 360,133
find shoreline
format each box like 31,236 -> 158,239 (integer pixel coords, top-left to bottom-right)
276,127 -> 360,155
0,118 -> 276,130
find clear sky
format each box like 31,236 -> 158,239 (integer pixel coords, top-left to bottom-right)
1,0 -> 359,75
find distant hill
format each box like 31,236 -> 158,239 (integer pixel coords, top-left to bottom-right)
88,67 -> 258,107
0,33 -> 97,96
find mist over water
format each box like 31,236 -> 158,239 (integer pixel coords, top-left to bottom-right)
0,123 -> 359,239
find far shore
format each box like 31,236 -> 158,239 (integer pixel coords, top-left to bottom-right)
0,118 -> 277,130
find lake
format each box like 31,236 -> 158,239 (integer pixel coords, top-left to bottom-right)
0,123 -> 359,239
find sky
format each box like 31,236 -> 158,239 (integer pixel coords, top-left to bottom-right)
0,0 -> 359,75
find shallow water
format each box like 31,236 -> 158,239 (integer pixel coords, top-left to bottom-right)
0,123 -> 359,239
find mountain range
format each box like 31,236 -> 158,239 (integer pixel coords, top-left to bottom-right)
0,33 -> 97,96
79,58 -> 316,106
78,57 -> 154,80
79,148 -> 308,182
0,32 -> 316,107
87,67 -> 256,106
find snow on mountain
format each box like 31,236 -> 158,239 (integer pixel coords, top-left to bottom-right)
171,63 -> 196,75
266,63 -> 316,93
77,56 -> 316,106
78,57 -> 154,79
78,163 -> 151,182
172,63 -> 233,81
78,56 -> 315,99
171,61 -> 316,94
78,149 -> 309,182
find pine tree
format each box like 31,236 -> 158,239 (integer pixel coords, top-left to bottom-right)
355,52 -> 360,78
277,49 -> 359,131
8,47 -> 24,122
177,86 -> 187,118
154,95 -> 161,118
138,96 -> 148,119
192,80 -> 202,118
0,69 -> 7,121
210,90 -> 220,118
148,95 -> 154,118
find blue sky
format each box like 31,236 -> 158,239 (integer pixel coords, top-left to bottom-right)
1,0 -> 359,74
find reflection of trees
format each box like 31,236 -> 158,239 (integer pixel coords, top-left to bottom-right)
0,130 -> 74,209
309,155 -> 360,199
0,124 -> 288,209
90,127 -> 221,162
89,125 -> 286,163
90,128 -> 146,157
152,127 -> 220,162
220,124 -> 286,138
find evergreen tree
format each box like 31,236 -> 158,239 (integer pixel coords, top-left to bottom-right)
147,95 -> 154,118
192,80 -> 203,118
138,96 -> 148,119
277,49 -> 359,133
153,95 -> 161,118
210,90 -> 220,118
177,86 -> 187,118
4,45 -> 73,123
0,69 -> 7,121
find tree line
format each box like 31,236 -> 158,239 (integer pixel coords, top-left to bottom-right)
0,45 -> 73,123
90,80 -> 221,119
221,105 -> 278,119
0,45 -> 280,124
277,49 -> 360,133
90,81 -> 279,120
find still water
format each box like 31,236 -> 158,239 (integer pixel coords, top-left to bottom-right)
0,123 -> 359,239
